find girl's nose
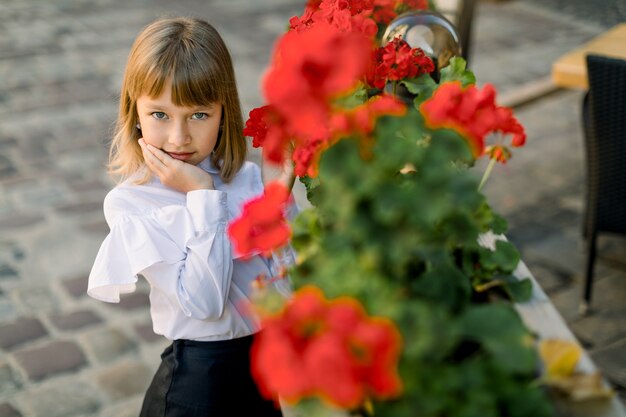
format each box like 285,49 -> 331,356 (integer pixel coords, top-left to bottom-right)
169,122 -> 192,146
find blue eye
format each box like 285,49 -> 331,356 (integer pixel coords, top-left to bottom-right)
191,112 -> 208,120
152,112 -> 167,120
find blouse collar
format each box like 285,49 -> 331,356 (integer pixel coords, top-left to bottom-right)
198,156 -> 220,174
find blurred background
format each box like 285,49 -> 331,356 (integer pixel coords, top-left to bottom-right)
0,0 -> 624,416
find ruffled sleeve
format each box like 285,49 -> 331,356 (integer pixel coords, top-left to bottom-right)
87,213 -> 185,303
88,187 -> 233,320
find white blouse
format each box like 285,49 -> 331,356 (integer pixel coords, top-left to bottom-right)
88,158 -> 295,341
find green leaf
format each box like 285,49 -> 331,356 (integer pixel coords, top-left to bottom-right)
490,212 -> 508,235
290,209 -> 322,268
427,127 -> 474,162
396,302 -> 458,361
502,384 -> 555,417
491,240 -> 521,272
411,262 -> 471,311
401,73 -> 438,107
479,240 -> 520,273
298,175 -> 321,206
502,276 -> 533,302
288,398 -> 341,417
458,303 -> 536,373
291,208 -> 320,241
440,57 -> 476,86
333,84 -> 369,108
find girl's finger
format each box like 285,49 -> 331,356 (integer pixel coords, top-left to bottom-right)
146,143 -> 171,166
140,140 -> 166,170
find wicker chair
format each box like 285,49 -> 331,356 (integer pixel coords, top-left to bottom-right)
581,54 -> 626,313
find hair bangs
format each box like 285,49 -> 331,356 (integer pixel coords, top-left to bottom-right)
128,38 -> 222,107
138,64 -> 170,100
169,59 -> 222,107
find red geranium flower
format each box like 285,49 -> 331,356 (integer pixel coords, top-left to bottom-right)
264,21 -> 372,138
367,37 -> 434,89
244,104 -> 333,178
306,0 -> 324,10
330,9 -> 378,37
243,105 -> 295,166
372,0 -> 397,24
292,128 -> 334,178
493,106 -> 526,147
420,81 -> 526,162
289,7 -> 318,32
292,0 -> 377,34
243,105 -> 271,148
372,0 -> 428,24
251,286 -> 403,408
227,182 -> 291,258
318,0 -> 374,17
395,0 -> 428,14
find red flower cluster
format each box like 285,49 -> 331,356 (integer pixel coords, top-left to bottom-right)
291,129 -> 334,178
396,0 -> 429,13
265,22 -> 371,137
367,36 -> 435,89
243,0 -> 431,179
248,20 -> 373,177
305,0 -> 324,9
372,0 -> 429,24
251,286 -> 403,408
290,0 -> 378,37
420,81 -> 526,162
294,0 -> 427,35
242,105 -> 270,149
242,104 -> 295,166
227,182 -> 291,258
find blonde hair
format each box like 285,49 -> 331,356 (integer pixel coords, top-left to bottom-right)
108,16 -> 246,183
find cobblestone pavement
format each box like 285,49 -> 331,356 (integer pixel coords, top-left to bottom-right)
524,0 -> 626,29
0,0 -> 624,416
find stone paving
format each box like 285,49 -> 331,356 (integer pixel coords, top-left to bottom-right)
0,0 -> 624,416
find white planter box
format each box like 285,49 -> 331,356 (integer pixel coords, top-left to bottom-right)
479,232 -> 626,417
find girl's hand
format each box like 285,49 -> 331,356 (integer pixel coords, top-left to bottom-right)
139,139 -> 214,193
266,143 -> 295,191
277,155 -> 295,192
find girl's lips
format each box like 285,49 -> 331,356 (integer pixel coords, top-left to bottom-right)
167,152 -> 194,161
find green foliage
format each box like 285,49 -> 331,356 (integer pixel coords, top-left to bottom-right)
439,56 -> 477,86
402,73 -> 438,107
290,57 -> 553,417
401,57 -> 476,109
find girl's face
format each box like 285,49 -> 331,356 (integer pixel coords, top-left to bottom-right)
136,80 -> 222,166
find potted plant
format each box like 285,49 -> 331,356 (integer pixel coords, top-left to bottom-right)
227,1 -> 573,416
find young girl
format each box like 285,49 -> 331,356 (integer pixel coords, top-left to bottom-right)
88,16 -> 295,416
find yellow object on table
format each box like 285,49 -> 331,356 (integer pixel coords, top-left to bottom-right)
552,23 -> 626,89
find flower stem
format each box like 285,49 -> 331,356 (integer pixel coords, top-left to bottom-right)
474,279 -> 505,292
478,157 -> 497,191
392,80 -> 397,96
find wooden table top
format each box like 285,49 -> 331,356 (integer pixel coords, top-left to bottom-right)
552,23 -> 626,89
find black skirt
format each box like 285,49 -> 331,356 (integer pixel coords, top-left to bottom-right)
140,335 -> 283,417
